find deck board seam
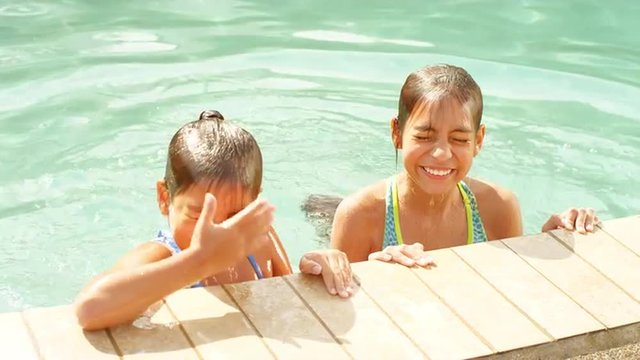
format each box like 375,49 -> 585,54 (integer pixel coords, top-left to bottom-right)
281,276 -> 355,360
598,223 -> 640,258
104,327 -> 124,359
19,311 -> 44,360
548,231 -> 640,305
450,247 -> 555,341
409,266 -> 498,354
161,298 -> 204,360
501,236 -> 608,329
221,284 -> 279,360
351,277 -> 432,360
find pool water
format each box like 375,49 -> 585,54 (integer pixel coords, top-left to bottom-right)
1,0 -> 639,312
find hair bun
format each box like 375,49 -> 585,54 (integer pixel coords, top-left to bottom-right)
199,110 -> 225,121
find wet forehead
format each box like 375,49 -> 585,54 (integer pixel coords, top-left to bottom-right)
174,181 -> 250,210
408,98 -> 474,132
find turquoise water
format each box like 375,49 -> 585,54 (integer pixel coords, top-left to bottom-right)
1,0 -> 639,312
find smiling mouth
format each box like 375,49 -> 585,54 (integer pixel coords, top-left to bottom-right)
420,166 -> 454,177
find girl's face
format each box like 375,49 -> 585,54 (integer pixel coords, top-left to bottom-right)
156,180 -> 255,248
393,98 -> 485,195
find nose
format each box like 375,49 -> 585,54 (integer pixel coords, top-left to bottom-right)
431,139 -> 452,161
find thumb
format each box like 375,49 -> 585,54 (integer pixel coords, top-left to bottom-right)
541,214 -> 562,232
299,254 -> 322,275
195,193 -> 217,231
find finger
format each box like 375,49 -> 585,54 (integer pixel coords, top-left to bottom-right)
584,208 -> 596,232
404,243 -> 425,259
320,262 -> 337,296
416,254 -> 435,267
225,199 -> 274,239
330,260 -> 348,298
575,209 -> 587,234
195,193 -> 217,232
338,255 -> 353,295
389,248 -> 416,267
368,251 -> 392,262
563,208 -> 578,230
541,214 -> 562,232
299,254 -> 322,275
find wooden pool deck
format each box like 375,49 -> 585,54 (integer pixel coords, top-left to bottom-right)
1,215 -> 639,359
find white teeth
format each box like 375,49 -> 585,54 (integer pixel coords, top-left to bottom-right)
423,167 -> 452,176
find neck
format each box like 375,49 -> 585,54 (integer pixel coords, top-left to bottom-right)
396,172 -> 461,216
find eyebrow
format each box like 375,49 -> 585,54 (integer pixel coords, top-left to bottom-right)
413,124 -> 473,133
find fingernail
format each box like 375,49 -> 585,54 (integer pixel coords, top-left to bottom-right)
330,288 -> 337,295
339,290 -> 349,298
312,265 -> 321,274
587,224 -> 593,231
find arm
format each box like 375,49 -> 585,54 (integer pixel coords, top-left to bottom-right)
74,244 -> 215,330
483,186 -> 523,240
269,227 -> 293,276
329,194 -> 377,263
75,194 -> 275,330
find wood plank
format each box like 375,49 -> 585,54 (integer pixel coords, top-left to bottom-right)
350,261 -> 492,359
503,232 -> 640,328
0,312 -> 39,359
286,272 -> 426,359
23,305 -> 118,359
453,241 -> 603,340
411,248 -> 550,352
224,276 -> 349,360
109,300 -> 199,359
599,215 -> 640,256
164,286 -> 274,359
551,228 -> 640,302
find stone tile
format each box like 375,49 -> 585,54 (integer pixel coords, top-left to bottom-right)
164,286 -> 273,359
224,276 -> 349,360
503,233 -> 640,328
350,261 -> 492,359
0,312 -> 39,359
599,215 -> 640,256
453,241 -> 603,340
411,248 -> 550,352
552,227 -> 640,302
109,300 -> 199,359
23,305 -> 118,359
286,272 -> 426,359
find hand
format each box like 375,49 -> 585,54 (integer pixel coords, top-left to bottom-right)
541,207 -> 599,234
368,243 -> 434,268
299,249 -> 354,298
191,193 -> 274,273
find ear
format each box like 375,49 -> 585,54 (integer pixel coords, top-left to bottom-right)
474,124 -> 486,156
156,179 -> 170,215
390,116 -> 402,149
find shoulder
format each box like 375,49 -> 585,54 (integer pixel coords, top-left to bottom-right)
267,227 -> 293,276
466,177 -> 522,239
331,179 -> 388,260
334,179 -> 387,225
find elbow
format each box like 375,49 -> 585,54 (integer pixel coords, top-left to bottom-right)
73,296 -> 110,331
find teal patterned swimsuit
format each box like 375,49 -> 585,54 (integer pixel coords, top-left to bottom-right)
383,177 -> 488,248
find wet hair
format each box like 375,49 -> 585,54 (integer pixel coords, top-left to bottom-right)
301,194 -> 343,244
397,64 -> 483,132
164,110 -> 262,199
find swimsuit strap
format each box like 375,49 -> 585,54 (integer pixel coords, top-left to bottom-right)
457,181 -> 488,244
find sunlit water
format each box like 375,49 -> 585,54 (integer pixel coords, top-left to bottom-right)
1,0 -> 639,312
